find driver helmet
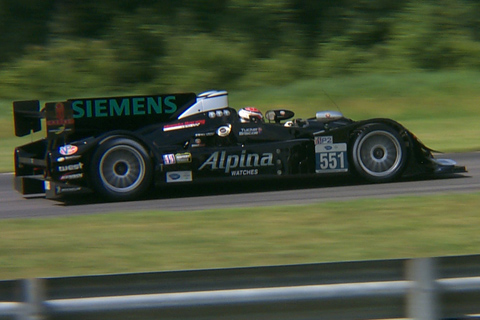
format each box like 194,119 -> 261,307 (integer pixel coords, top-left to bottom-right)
238,107 -> 263,123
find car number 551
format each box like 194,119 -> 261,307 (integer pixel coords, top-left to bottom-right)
315,143 -> 348,173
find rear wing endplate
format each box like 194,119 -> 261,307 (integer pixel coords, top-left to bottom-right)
13,100 -> 43,137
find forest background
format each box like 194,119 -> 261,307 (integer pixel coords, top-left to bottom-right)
1,0 -> 480,98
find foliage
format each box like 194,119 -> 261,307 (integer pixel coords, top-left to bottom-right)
387,1 -> 480,70
1,0 -> 480,98
0,39 -> 119,99
151,33 -> 253,92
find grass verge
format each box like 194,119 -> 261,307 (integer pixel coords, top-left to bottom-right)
1,192 -> 479,280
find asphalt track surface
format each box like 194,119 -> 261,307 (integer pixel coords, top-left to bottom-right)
0,152 -> 479,220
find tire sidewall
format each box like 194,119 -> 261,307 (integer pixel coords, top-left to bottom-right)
351,124 -> 407,182
90,138 -> 153,200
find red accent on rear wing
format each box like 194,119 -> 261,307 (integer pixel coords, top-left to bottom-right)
45,101 -> 75,138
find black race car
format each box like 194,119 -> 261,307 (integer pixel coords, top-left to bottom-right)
13,90 -> 466,201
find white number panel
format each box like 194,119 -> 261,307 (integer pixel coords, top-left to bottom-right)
315,143 -> 349,173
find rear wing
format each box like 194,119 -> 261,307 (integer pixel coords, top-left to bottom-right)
13,93 -> 197,138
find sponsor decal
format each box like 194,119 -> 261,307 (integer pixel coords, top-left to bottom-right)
46,102 -> 75,136
175,153 -> 192,164
195,132 -> 215,137
166,171 -> 193,183
59,145 -> 78,156
71,96 -> 177,119
162,153 -> 192,165
192,138 -> 205,147
163,119 -> 206,132
57,162 -> 84,172
239,127 -> 262,136
231,169 -> 258,176
60,173 -> 84,181
314,136 -> 333,145
163,154 -> 176,165
58,186 -> 82,193
57,155 -> 82,162
46,103 -> 75,127
199,151 -> 274,173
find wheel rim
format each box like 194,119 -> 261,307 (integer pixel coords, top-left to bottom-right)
356,131 -> 403,177
99,145 -> 146,193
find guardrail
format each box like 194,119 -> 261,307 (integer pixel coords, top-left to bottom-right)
1,254 -> 480,320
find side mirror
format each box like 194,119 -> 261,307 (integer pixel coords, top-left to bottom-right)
316,111 -> 344,121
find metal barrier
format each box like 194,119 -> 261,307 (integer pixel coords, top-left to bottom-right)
1,254 -> 480,320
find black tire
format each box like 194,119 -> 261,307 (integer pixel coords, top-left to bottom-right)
90,138 -> 153,200
351,124 -> 407,182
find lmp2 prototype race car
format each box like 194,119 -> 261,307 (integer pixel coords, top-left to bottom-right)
13,90 -> 465,201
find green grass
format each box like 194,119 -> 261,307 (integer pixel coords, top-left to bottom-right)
1,192 -> 479,280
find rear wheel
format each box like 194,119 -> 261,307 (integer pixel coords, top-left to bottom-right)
91,138 -> 153,200
351,124 -> 407,182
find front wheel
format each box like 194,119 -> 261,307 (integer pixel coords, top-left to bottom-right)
90,138 -> 153,200
351,124 -> 407,182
